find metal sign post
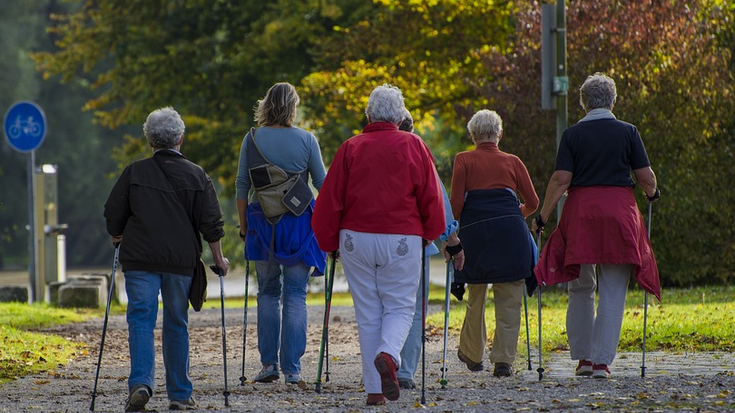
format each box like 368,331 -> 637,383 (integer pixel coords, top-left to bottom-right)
4,101 -> 47,302
540,1 -> 568,221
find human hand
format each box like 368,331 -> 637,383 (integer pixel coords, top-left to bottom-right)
213,256 -> 230,276
110,235 -> 122,247
646,188 -> 661,203
330,250 -> 340,261
532,215 -> 545,234
452,250 -> 465,271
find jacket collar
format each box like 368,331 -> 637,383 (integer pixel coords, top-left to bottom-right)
363,121 -> 399,133
154,148 -> 185,157
578,108 -> 616,123
476,142 -> 499,151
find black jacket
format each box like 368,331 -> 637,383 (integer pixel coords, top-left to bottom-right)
454,189 -> 534,285
104,150 -> 224,275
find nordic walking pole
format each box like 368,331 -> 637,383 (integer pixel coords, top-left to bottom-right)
211,265 -> 230,407
523,284 -> 532,371
325,257 -> 336,382
239,260 -> 250,385
641,200 -> 652,378
90,243 -> 120,412
420,248 -> 427,405
535,231 -> 545,381
315,255 -> 336,393
439,261 -> 451,389
325,263 -> 331,383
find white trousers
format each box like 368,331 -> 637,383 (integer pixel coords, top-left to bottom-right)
566,263 -> 633,366
339,230 -> 421,394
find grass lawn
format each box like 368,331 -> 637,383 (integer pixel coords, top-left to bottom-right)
1,284 -> 733,384
0,303 -> 106,384
426,284 -> 735,353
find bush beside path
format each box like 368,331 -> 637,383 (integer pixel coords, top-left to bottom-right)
1,306 -> 734,412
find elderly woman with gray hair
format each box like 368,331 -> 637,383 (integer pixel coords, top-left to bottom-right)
450,109 -> 539,378
532,73 -> 660,379
312,84 -> 445,405
105,107 -> 229,411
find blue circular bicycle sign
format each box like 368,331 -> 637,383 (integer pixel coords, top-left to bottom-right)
3,101 -> 47,152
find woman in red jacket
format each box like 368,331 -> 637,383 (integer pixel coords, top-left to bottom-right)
312,84 -> 445,406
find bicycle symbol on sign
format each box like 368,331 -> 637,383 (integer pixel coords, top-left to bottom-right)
7,116 -> 42,140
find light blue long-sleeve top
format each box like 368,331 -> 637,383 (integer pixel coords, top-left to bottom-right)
426,181 -> 458,256
236,126 -> 327,200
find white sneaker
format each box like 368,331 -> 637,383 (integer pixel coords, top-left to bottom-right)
285,373 -> 300,385
169,396 -> 197,410
253,364 -> 280,382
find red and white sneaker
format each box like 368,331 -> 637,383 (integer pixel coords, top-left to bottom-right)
575,360 -> 593,376
592,363 -> 611,379
374,352 -> 400,401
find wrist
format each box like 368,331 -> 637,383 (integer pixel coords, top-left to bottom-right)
445,242 -> 463,257
535,214 -> 545,229
239,230 -> 246,239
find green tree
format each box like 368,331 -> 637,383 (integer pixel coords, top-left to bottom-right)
32,0 -> 377,262
467,0 -> 735,285
1,0 -> 119,269
300,0 -> 516,178
32,0 -> 371,189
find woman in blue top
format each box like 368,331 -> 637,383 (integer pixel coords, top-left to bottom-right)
235,82 -> 327,385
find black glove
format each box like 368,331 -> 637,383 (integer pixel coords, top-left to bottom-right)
646,188 -> 661,202
450,282 -> 465,301
445,243 -> 463,257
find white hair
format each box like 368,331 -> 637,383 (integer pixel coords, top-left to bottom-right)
365,84 -> 406,124
579,73 -> 617,111
144,107 -> 185,149
467,110 -> 503,143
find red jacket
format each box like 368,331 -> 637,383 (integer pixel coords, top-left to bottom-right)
534,186 -> 661,300
312,122 -> 446,252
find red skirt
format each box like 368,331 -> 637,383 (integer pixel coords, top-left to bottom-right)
533,186 -> 660,300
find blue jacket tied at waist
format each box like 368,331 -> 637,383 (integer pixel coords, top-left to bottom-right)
454,189 -> 534,285
245,201 -> 326,276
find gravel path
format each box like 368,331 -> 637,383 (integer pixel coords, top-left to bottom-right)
1,306 -> 734,413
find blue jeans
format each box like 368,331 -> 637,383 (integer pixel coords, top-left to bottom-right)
255,261 -> 311,375
398,254 -> 432,381
125,271 -> 192,401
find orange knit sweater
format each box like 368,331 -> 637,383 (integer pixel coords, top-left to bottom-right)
450,142 -> 539,219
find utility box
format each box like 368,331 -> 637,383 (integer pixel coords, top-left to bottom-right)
33,164 -> 67,302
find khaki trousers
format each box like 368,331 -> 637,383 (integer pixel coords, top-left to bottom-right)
459,280 -> 525,365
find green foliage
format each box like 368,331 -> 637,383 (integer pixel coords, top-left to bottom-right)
463,0 -> 735,285
300,0 -> 515,174
0,0 -> 120,269
29,0 -> 735,285
32,0 -> 367,191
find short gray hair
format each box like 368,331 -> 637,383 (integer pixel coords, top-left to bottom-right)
255,82 -> 300,127
366,84 -> 405,124
467,110 -> 503,143
144,107 -> 185,149
579,73 -> 617,111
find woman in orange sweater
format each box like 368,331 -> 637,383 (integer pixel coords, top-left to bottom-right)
450,109 -> 539,377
